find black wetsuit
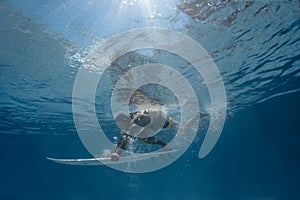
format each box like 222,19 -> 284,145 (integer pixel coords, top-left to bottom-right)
117,110 -> 169,150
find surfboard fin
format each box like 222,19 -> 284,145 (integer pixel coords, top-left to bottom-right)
199,112 -> 209,118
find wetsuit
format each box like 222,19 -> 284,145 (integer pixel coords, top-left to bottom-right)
116,110 -> 172,151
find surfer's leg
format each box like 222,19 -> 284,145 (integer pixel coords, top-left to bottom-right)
138,137 -> 167,147
111,133 -> 134,161
168,112 -> 209,132
117,133 -> 133,149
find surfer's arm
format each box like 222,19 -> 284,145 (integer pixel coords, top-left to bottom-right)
162,116 -> 180,131
169,118 -> 180,131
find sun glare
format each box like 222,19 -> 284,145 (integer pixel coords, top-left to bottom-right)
96,0 -> 184,34
118,0 -> 178,19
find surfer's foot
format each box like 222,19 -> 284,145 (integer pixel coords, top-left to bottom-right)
111,153 -> 120,162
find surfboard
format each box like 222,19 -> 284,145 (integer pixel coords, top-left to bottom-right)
47,149 -> 177,166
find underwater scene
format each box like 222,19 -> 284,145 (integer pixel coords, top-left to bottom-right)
0,0 -> 299,199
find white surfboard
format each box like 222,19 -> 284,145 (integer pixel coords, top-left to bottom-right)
47,149 -> 177,166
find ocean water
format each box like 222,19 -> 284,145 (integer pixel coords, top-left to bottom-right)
0,0 -> 299,200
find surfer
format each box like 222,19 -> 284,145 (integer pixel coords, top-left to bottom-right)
111,109 -> 209,161
111,109 -> 179,161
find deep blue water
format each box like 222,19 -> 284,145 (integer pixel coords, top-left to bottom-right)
1,1 -> 300,200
